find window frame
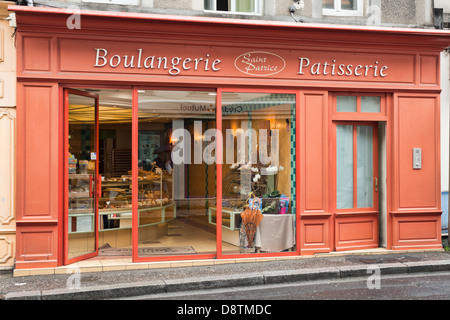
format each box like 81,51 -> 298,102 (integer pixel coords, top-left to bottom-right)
331,93 -> 387,121
204,0 -> 263,16
323,0 -> 364,17
216,87 -> 300,259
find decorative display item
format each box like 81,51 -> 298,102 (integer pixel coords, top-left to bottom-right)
240,193 -> 264,248
248,196 -> 262,210
278,194 -> 289,214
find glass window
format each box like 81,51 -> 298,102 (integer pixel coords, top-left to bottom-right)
336,124 -> 376,210
336,95 -> 382,114
221,92 -> 296,255
205,0 -> 262,14
67,92 -> 98,260
357,126 -> 373,208
96,90 -> 132,235
322,0 -> 335,9
361,96 -> 381,113
337,96 -> 357,112
336,125 -> 354,209
137,90 -> 217,258
323,0 -> 362,16
341,0 -> 357,10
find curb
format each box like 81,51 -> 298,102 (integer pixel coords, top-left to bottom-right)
4,260 -> 450,300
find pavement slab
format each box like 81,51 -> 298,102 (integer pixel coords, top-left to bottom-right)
1,250 -> 449,300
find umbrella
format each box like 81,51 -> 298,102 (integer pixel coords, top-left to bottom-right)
240,198 -> 264,248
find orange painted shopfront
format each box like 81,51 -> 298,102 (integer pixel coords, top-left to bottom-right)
11,5 -> 450,269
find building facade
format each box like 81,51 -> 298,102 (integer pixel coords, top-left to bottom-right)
1,0 -> 450,271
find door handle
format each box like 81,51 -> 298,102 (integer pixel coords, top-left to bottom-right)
97,175 -> 102,198
375,177 -> 378,192
89,175 -> 94,198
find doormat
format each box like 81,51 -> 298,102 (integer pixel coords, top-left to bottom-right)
98,245 -> 197,256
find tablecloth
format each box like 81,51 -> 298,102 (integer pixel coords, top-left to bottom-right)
254,214 -> 296,252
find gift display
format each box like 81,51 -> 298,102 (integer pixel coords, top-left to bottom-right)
221,159 -> 293,252
68,154 -> 77,174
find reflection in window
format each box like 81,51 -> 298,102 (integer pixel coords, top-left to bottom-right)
341,0 -> 357,10
323,0 -> 334,9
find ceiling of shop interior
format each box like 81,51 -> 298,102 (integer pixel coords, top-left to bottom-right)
68,88 -> 292,124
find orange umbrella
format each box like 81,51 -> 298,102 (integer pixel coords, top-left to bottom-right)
240,202 -> 263,248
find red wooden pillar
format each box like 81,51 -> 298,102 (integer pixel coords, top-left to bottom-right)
16,82 -> 60,269
298,91 -> 332,255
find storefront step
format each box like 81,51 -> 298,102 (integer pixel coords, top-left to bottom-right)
12,248 -> 445,277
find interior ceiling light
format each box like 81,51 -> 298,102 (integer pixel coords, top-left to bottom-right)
69,104 -> 158,124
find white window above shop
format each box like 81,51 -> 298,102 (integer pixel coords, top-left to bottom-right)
82,0 -> 138,5
322,0 -> 363,16
204,0 -> 262,15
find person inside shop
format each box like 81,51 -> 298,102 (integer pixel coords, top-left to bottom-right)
150,145 -> 173,198
152,145 -> 173,174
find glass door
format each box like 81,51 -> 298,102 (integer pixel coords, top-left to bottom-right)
64,88 -> 100,264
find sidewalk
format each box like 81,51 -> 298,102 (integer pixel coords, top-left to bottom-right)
2,249 -> 450,300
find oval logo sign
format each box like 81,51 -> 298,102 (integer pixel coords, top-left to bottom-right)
235,51 -> 286,77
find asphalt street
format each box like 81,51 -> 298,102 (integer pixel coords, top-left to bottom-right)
135,271 -> 450,300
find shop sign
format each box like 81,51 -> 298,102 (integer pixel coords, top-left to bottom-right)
297,57 -> 389,77
85,45 -> 399,81
179,104 -> 258,115
234,51 -> 286,76
180,104 -> 215,113
94,48 -> 389,78
94,48 -> 222,75
233,51 -> 389,78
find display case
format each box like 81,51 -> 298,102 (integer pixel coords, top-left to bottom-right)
68,170 -> 176,234
208,206 -> 242,246
99,169 -> 176,231
68,173 -> 95,233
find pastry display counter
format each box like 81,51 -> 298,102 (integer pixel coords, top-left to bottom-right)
68,171 -> 175,234
68,173 -> 95,233
208,206 -> 242,231
208,206 -> 243,246
101,203 -> 176,229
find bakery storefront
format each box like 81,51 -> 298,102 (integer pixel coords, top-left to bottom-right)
12,6 -> 450,270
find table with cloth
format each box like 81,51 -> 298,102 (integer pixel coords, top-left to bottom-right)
254,214 -> 296,252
